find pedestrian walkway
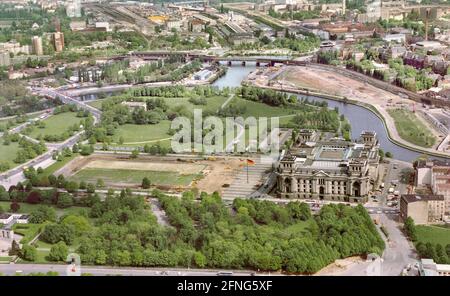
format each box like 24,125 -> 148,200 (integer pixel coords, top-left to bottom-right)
221,158 -> 272,199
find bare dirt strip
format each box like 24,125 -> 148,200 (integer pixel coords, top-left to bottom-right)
56,154 -> 246,194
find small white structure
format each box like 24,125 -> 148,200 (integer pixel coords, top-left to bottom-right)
383,33 -> 406,43
95,22 -> 110,32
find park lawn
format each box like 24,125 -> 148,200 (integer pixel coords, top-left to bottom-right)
89,96 -> 228,114
34,238 -> 80,252
70,168 -> 202,186
27,112 -> 83,141
87,99 -> 106,110
0,201 -> 43,214
112,121 -> 172,144
163,96 -> 228,114
0,256 -> 13,262
0,139 -> 20,168
12,223 -> 44,244
32,250 -> 50,263
233,97 -> 296,119
387,109 -> 436,148
415,225 -> 450,246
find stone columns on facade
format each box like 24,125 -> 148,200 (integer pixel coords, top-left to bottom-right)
291,178 -> 298,194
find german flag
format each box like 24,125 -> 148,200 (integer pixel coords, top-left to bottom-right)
246,159 -> 255,166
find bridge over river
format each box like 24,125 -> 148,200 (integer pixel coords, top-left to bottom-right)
122,51 -> 308,66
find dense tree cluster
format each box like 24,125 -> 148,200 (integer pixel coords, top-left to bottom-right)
346,58 -> 436,92
0,81 -> 53,116
272,35 -> 320,53
416,242 -> 450,265
268,8 -> 320,21
7,182 -> 384,274
89,85 -> 230,144
154,192 -> 384,273
317,50 -> 339,65
71,190 -> 382,273
237,86 -> 289,106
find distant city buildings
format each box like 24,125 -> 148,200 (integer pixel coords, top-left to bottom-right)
0,40 -> 31,56
415,160 -> 450,214
32,36 -> 43,56
66,0 -> 82,18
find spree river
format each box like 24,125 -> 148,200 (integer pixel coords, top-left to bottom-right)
212,62 -> 448,162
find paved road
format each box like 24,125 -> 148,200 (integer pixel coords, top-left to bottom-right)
0,264 -> 263,276
379,213 -> 418,276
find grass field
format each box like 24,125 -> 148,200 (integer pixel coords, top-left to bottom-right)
97,95 -> 299,148
0,139 -> 20,168
0,256 -> 13,262
27,112 -> 82,141
388,109 -> 436,148
233,97 -> 296,119
415,225 -> 450,246
87,99 -> 105,109
164,96 -> 228,114
12,223 -> 43,244
112,121 -> 172,145
89,96 -> 228,114
70,168 -> 202,186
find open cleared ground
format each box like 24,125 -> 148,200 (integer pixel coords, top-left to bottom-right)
415,225 -> 450,246
0,140 -> 20,168
388,109 -> 436,148
71,168 -> 201,186
85,159 -> 206,174
60,154 -> 245,193
27,112 -> 82,141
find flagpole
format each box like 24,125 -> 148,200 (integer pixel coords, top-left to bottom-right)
246,147 -> 249,184
247,159 -> 249,183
